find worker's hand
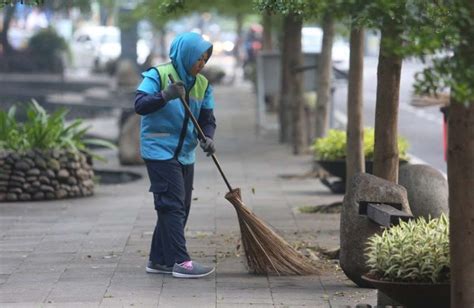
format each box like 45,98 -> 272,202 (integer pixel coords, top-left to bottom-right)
161,81 -> 185,102
199,137 -> 215,156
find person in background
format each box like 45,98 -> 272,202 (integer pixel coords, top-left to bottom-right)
243,24 -> 262,66
134,32 -> 216,278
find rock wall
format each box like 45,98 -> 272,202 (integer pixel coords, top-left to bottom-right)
0,150 -> 94,201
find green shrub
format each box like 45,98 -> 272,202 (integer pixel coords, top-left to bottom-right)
0,100 -> 115,159
311,128 -> 409,161
365,214 -> 450,283
28,27 -> 68,72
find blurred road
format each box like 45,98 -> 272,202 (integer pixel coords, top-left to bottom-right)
333,57 -> 447,175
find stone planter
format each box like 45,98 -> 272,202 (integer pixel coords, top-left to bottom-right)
317,159 -> 408,193
0,149 -> 94,202
339,173 -> 410,287
317,160 -> 409,179
362,275 -> 450,308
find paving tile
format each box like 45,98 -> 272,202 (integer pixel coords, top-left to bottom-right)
45,281 -> 109,303
100,297 -> 158,307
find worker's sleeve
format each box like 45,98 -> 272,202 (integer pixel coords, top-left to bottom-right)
197,85 -> 216,139
135,68 -> 167,115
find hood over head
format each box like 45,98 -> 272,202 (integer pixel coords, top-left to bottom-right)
169,32 -> 213,90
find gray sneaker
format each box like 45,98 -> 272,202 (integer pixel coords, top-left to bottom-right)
146,261 -> 173,274
172,261 -> 215,278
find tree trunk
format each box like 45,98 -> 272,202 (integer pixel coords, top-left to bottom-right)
118,6 -> 138,66
450,3 -> 474,304
278,15 -> 292,143
262,12 -> 272,51
286,14 -> 306,154
1,5 -> 15,56
314,14 -> 335,140
159,26 -> 167,61
262,12 -> 276,112
235,13 -> 243,62
372,22 -> 402,182
449,100 -> 474,307
345,27 -> 365,188
230,13 -> 244,84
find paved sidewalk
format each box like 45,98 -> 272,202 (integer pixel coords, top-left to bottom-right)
0,83 -> 376,307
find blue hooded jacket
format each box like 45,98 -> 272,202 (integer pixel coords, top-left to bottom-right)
135,32 -> 216,165
170,32 -> 213,90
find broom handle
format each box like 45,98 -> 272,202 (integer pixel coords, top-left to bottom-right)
168,74 -> 233,193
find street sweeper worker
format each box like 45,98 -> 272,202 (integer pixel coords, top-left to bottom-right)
134,32 -> 216,278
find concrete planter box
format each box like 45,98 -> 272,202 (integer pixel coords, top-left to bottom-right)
0,149 -> 94,202
362,275 -> 450,308
317,160 -> 408,194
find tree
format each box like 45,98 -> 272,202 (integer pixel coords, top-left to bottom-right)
98,0 -> 118,26
133,0 -> 179,61
286,14 -> 306,154
311,1 -> 349,144
411,2 -> 474,305
0,4 -> 15,56
278,14 -> 293,143
355,1 -> 407,183
314,13 -> 335,141
256,0 -> 328,153
260,9 -> 306,153
372,18 -> 403,182
345,26 -> 365,187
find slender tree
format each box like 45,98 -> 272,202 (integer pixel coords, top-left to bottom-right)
286,14 -> 306,154
314,13 -> 335,141
256,0 -> 326,153
351,1 -> 407,183
372,17 -> 403,182
345,26 -> 365,187
0,5 -> 15,56
278,14 -> 293,143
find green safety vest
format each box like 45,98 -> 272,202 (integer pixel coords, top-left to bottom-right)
140,63 -> 210,164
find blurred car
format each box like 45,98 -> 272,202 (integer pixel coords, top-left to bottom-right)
70,25 -> 151,71
7,27 -> 34,50
302,27 -> 350,73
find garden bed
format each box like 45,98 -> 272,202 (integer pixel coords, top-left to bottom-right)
0,149 -> 94,201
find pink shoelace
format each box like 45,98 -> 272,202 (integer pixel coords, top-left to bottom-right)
180,261 -> 193,270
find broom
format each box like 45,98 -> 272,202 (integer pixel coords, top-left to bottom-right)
169,74 -> 318,275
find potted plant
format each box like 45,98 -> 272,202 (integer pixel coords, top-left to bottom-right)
311,128 -> 409,192
0,100 -> 115,202
363,215 -> 450,308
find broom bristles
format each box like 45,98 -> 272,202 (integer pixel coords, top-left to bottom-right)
225,188 -> 318,275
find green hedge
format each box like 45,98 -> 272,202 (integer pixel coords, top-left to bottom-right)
311,128 -> 409,161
